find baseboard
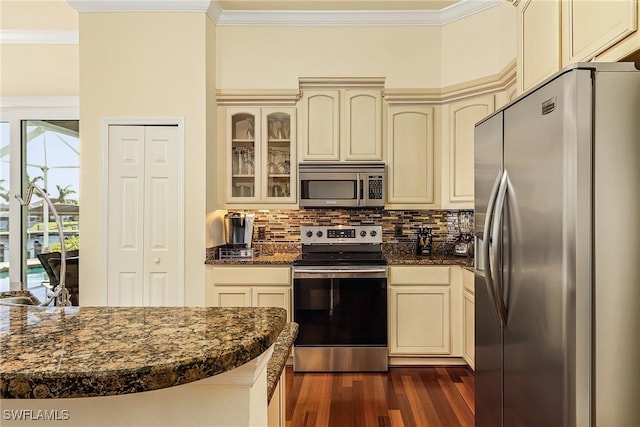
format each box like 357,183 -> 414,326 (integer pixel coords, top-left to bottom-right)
389,356 -> 469,367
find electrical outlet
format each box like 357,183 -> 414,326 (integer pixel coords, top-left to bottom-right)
258,226 -> 266,240
394,224 -> 403,237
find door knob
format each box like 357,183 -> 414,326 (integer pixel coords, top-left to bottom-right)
154,257 -> 160,264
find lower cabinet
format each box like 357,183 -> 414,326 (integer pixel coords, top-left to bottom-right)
206,266 -> 292,321
389,285 -> 451,355
388,265 -> 463,358
462,268 -> 475,370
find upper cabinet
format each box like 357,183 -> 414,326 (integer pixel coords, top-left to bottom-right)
299,78 -> 384,162
299,90 -> 340,160
518,0 -> 640,94
341,89 -> 383,161
562,0 -> 639,65
223,105 -> 297,206
440,94 -> 495,209
217,90 -> 300,208
385,103 -> 438,208
517,0 -> 562,94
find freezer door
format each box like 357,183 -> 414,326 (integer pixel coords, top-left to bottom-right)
474,112 -> 504,427
501,69 -> 591,426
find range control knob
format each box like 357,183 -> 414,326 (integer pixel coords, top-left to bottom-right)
360,230 -> 367,237
370,230 -> 377,237
306,230 -> 313,238
316,230 -> 324,237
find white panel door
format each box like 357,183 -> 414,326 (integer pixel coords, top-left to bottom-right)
143,126 -> 179,306
108,126 -> 145,306
108,125 -> 180,306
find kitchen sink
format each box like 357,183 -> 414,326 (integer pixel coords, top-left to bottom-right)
0,296 -> 39,306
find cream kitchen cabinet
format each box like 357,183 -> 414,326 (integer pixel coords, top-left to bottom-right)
518,0 -> 640,95
206,266 -> 292,321
388,266 -> 456,356
299,81 -> 383,162
224,107 -> 297,206
440,94 -> 495,209
562,0 -> 639,65
517,0 -> 562,94
385,104 -> 438,209
461,268 -> 475,370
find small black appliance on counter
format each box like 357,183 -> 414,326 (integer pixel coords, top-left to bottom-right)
416,226 -> 433,256
454,211 -> 473,257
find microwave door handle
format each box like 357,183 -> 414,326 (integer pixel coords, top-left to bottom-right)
356,173 -> 362,207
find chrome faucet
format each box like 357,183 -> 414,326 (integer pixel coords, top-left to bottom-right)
15,184 -> 72,307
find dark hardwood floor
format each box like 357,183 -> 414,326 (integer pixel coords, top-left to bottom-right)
285,366 -> 474,427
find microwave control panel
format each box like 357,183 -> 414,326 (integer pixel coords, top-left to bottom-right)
367,175 -> 384,200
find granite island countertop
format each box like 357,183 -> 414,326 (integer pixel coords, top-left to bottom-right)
0,305 -> 287,399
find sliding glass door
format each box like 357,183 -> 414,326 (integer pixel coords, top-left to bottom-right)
0,110 -> 79,302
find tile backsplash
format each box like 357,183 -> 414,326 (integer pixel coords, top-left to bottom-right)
224,208 -> 475,254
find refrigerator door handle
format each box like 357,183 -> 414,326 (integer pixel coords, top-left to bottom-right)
483,171 -> 505,326
490,170 -> 509,326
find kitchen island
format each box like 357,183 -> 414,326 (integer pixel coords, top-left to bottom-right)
0,303 -> 293,426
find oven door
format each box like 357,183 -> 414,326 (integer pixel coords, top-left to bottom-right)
293,266 -> 388,371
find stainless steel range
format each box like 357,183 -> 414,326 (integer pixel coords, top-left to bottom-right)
293,225 -> 388,372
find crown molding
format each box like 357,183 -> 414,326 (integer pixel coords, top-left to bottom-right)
384,59 -> 516,104
0,30 -> 78,44
66,1 -> 212,12
215,1 -> 501,27
299,77 -> 386,89
216,89 -> 300,106
439,58 -> 516,102
65,0 -> 501,26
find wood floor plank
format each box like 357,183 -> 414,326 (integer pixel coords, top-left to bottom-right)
436,371 -> 474,426
389,409 -> 405,427
286,366 -> 474,427
402,374 -> 433,426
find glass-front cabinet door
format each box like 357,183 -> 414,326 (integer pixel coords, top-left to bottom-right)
263,108 -> 296,203
226,107 -> 296,205
228,108 -> 259,202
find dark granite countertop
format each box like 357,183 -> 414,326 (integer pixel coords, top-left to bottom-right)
385,254 -> 472,267
266,322 -> 298,403
207,252 -> 300,265
0,305 -> 287,399
205,251 -> 472,268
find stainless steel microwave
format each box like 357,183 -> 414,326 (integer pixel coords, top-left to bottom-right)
298,162 -> 385,208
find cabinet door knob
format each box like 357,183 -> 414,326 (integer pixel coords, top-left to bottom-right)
154,257 -> 161,264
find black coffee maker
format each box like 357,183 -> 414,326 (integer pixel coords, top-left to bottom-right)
416,226 -> 433,256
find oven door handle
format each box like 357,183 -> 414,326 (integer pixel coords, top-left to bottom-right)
356,173 -> 362,207
293,267 -> 388,279
293,268 -> 387,274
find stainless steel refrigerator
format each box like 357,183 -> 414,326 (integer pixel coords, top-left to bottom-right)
474,62 -> 640,427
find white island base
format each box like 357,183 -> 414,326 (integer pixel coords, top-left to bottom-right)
1,346 -> 274,427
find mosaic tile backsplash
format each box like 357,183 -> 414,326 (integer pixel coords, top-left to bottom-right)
233,208 -> 474,255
